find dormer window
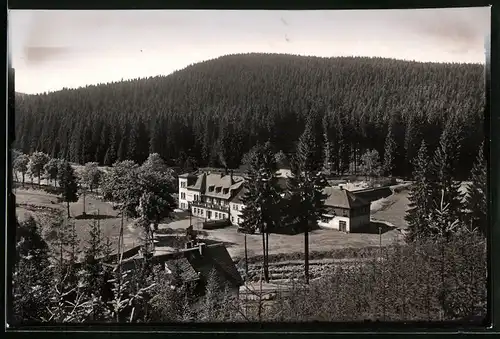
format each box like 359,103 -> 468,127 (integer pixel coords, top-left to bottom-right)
216,187 -> 222,193
223,188 -> 229,194
208,185 -> 214,192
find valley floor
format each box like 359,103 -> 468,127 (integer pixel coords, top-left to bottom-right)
15,179 -> 470,261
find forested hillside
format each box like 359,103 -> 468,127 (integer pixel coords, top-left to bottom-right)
14,53 -> 485,179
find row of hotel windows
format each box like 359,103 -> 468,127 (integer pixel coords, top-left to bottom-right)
192,207 -> 228,220
179,194 -> 235,208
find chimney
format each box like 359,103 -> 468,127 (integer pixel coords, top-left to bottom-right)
185,241 -> 193,249
198,243 -> 206,256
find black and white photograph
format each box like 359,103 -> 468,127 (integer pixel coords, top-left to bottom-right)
9,7 -> 490,325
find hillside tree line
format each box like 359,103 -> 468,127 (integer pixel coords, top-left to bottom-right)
14,54 -> 485,179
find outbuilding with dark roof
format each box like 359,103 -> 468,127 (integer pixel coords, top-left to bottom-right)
319,186 -> 371,233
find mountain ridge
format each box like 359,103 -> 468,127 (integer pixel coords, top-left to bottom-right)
15,53 -> 485,96
14,53 -> 485,179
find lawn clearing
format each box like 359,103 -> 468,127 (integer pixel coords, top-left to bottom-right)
15,188 -> 142,254
371,190 -> 410,229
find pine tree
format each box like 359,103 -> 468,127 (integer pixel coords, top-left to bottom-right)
69,127 -> 82,164
404,141 -> 434,241
104,128 -> 118,166
13,216 -> 53,322
430,118 -> 464,225
286,117 -> 328,284
117,138 -> 128,162
239,142 -> 283,282
45,217 -> 88,322
382,120 -> 397,177
60,161 -> 79,218
82,218 -> 104,297
465,142 -> 487,235
51,139 -> 61,159
322,113 -> 334,176
127,123 -> 139,163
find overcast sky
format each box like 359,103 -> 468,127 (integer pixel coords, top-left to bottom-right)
9,8 -> 490,94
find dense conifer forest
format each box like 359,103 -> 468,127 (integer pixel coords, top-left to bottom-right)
14,53 -> 485,179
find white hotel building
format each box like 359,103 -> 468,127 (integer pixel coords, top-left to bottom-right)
178,168 -> 371,232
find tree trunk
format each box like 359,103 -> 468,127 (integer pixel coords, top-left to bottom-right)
38,170 -> 41,188
261,231 -> 268,283
304,220 -> 309,285
244,234 -> 249,276
83,190 -> 86,215
22,173 -> 25,187
67,201 -> 71,218
265,232 -> 270,281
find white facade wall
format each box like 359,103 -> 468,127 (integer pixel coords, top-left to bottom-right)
186,190 -> 199,203
317,214 -> 370,233
230,202 -> 244,225
178,178 -> 189,210
318,216 -> 351,232
191,206 -> 229,221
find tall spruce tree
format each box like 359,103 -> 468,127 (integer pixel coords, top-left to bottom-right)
404,140 -> 434,241
239,142 -> 282,282
322,114 -> 334,176
286,116 -> 328,284
430,117 -> 465,225
465,142 -> 487,235
382,119 -> 397,177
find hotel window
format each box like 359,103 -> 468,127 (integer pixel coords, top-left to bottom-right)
234,204 -> 238,211
201,209 -> 204,216
231,216 -> 234,222
215,212 -> 219,219
181,182 -> 186,188
181,192 -> 186,200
